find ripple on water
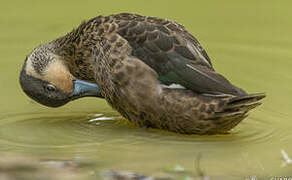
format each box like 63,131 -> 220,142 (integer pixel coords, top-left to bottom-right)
0,112 -> 124,150
230,117 -> 275,145
0,111 -> 280,153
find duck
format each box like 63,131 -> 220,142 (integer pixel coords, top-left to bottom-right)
19,13 -> 265,134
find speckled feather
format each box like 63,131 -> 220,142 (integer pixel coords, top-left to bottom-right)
29,13 -> 265,134
53,13 -> 246,95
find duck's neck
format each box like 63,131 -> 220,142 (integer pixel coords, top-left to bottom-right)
48,22 -> 105,83
47,17 -> 122,97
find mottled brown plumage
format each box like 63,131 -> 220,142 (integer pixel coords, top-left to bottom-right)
20,13 -> 265,134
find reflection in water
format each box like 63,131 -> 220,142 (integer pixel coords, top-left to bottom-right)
0,111 -> 276,148
1,0 -> 292,178
0,112 -> 121,149
0,110 -> 290,178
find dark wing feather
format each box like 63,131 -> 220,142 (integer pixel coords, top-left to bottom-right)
112,13 -> 246,95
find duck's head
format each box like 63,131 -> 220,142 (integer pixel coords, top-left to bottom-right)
19,45 -> 102,107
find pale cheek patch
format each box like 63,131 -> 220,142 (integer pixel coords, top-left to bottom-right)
25,57 -> 42,79
44,60 -> 74,93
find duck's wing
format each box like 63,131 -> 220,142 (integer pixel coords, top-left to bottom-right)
110,13 -> 246,95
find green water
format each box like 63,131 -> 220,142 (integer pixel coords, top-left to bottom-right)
0,0 -> 292,179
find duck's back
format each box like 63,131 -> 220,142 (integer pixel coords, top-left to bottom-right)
96,13 -> 247,96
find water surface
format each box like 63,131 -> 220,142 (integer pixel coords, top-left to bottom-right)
0,0 -> 291,179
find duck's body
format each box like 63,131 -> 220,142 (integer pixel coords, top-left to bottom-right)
20,13 -> 265,134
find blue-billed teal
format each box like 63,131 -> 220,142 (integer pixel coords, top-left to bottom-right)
19,13 -> 265,134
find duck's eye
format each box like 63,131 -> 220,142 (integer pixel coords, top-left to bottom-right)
45,84 -> 56,92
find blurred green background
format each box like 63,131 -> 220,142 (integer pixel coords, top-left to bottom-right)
0,0 -> 291,179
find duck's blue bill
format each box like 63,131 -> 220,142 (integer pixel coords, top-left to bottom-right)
73,79 -> 100,97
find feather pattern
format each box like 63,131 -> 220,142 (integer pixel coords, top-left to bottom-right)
20,13 -> 266,134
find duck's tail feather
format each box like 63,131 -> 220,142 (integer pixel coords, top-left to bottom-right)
206,93 -> 266,133
217,93 -> 265,117
228,93 -> 266,106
